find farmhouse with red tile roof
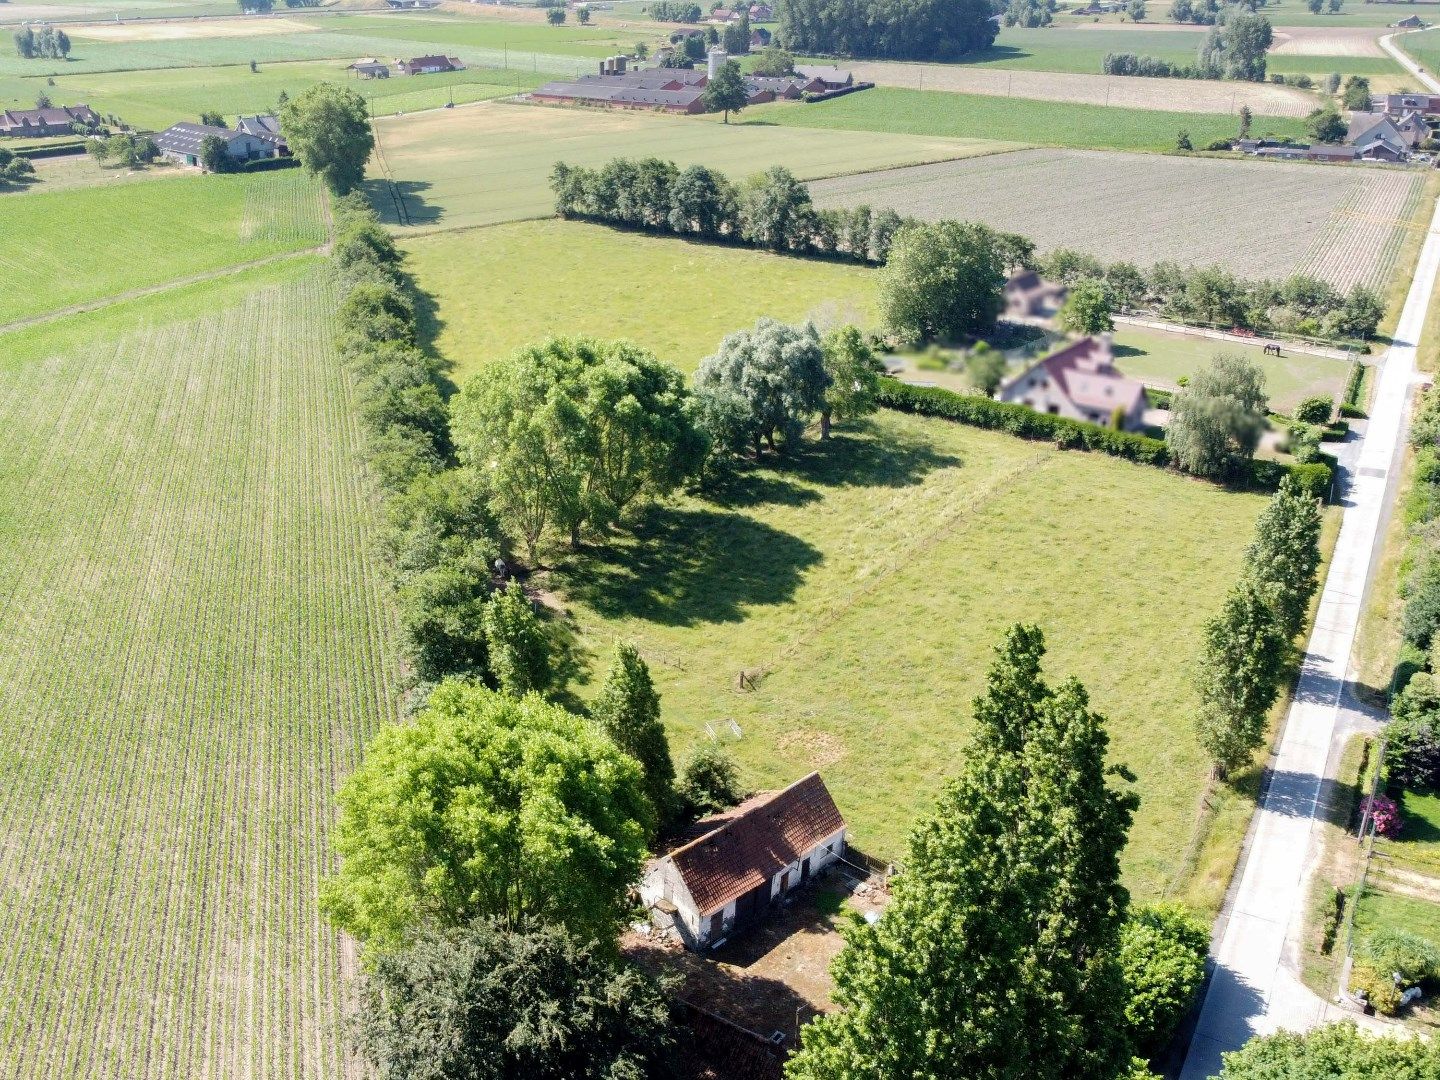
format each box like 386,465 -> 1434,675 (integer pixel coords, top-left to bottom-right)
998,334 -> 1147,432
641,772 -> 846,950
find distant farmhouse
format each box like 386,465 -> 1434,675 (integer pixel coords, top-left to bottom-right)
1394,14 -> 1425,28
1004,270 -> 1067,323
385,0 -> 442,7
349,60 -> 392,79
531,52 -> 849,113
998,334 -> 1148,432
153,117 -> 285,168
1372,91 -> 1440,118
237,113 -> 289,154
350,55 -> 463,78
1238,102 -> 1432,166
0,103 -> 101,138
641,772 -> 847,951
708,2 -> 774,21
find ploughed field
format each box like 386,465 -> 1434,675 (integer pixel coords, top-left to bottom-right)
810,149 -> 1426,290
0,261 -> 398,1079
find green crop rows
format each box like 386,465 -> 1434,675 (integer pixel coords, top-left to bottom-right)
0,266 -> 399,1079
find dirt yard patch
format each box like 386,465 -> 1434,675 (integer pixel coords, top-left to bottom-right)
846,60 -> 1320,117
68,17 -> 320,41
1270,24 -> 1387,56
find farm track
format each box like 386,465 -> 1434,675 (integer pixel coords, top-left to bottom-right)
0,275 -> 400,1078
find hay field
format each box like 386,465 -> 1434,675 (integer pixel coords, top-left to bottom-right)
66,16 -> 322,41
846,60 -> 1320,117
404,219 -> 879,383
368,101 -> 1013,231
0,170 -> 327,326
810,149 -> 1423,288
0,261 -> 398,1079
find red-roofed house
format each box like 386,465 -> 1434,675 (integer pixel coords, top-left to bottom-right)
641,772 -> 846,950
997,334 -> 1147,431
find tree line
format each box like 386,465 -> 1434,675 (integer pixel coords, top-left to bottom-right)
1106,10 -> 1271,80
1041,248 -> 1383,343
776,0 -> 997,60
12,26 -> 70,60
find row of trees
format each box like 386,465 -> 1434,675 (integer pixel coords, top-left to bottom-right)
649,0 -> 703,19
12,26 -> 70,60
1041,248 -> 1384,342
1106,10 -> 1272,79
786,626 -> 1209,1078
0,146 -> 36,191
1193,475 -> 1322,776
776,0 -> 998,60
84,132 -> 158,168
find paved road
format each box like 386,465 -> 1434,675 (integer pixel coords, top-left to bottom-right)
1178,112 -> 1440,1075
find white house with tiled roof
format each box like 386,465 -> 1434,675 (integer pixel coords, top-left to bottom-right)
998,334 -> 1147,432
641,772 -> 846,950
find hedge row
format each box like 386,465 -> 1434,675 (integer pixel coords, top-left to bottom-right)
876,380 -> 1332,499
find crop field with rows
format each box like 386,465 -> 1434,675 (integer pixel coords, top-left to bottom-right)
1295,170 -> 1427,293
0,170 -> 327,326
0,261 -> 398,1080
810,149 -> 1423,287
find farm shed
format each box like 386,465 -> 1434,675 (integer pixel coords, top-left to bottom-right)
998,334 -> 1147,432
349,61 -> 390,79
153,123 -> 278,168
794,64 -> 853,90
531,80 -> 707,113
641,772 -> 847,950
0,104 -> 101,138
399,55 -> 463,75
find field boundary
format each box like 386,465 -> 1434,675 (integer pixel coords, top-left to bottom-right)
0,247 -> 323,337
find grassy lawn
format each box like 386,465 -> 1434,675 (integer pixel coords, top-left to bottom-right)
404,220 -> 879,385
1112,325 -> 1354,414
0,258 -> 397,1078
368,101 -> 1011,232
729,89 -> 1309,152
5,154 -> 191,196
923,25 -> 1207,73
0,169 -> 326,325
1399,27 -> 1440,78
539,409 -> 1270,896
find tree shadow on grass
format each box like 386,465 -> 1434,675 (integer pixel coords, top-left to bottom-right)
561,506 -> 822,627
784,421 -> 963,492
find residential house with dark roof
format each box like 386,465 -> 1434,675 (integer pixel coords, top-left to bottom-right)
153,122 -> 280,167
1004,270 -> 1067,323
398,55 -> 462,75
236,113 -> 288,154
998,334 -> 1147,431
641,772 -> 847,949
1349,115 -> 1414,161
1372,91 -> 1440,117
0,104 -> 101,138
794,64 -> 852,90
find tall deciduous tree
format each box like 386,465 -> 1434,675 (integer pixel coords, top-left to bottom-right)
738,165 -> 812,251
452,337 -> 705,557
1058,278 -> 1117,335
280,82 -> 374,194
1244,477 -> 1322,639
777,0 -> 997,60
787,625 -> 1138,1080
320,681 -> 653,950
482,580 -> 552,698
819,324 -> 883,438
1194,578 -> 1287,778
702,57 -> 749,122
693,317 -> 827,455
877,220 -> 1007,344
1220,1022 -> 1440,1077
355,919 -> 675,1080
1166,352 -> 1268,479
592,642 -> 676,829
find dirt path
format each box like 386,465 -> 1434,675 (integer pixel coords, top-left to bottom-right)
846,60 -> 1320,117
0,248 -> 325,337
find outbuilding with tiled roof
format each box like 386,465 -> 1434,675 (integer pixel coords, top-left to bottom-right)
641,772 -> 846,950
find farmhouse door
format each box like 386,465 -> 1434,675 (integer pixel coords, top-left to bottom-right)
733,881 -> 769,931
801,857 -> 811,883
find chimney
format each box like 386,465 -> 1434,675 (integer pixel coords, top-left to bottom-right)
707,45 -> 728,79
1096,332 -> 1114,361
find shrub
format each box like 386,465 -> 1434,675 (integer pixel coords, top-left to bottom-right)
1352,927 -> 1440,1012
1118,904 -> 1209,1055
1362,793 -> 1401,837
677,742 -> 745,817
1293,395 -> 1334,425
1387,672 -> 1440,789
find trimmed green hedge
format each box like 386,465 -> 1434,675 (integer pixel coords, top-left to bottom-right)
876,380 -> 1332,499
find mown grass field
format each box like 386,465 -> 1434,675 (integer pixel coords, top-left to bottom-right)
1399,27 -> 1440,77
0,258 -> 399,1079
0,169 -> 326,325
730,89 -> 1309,152
1112,325 -> 1353,414
809,149 -> 1418,287
540,409 -> 1270,896
405,220 -> 878,384
934,25 -> 1209,72
369,101 -> 1013,231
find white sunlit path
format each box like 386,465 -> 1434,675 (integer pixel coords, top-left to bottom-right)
1179,93 -> 1440,1076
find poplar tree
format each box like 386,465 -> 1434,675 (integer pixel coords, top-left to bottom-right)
787,625 -> 1138,1080
482,581 -> 551,698
1244,476 -> 1322,640
592,642 -> 676,829
1194,578 -> 1287,778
